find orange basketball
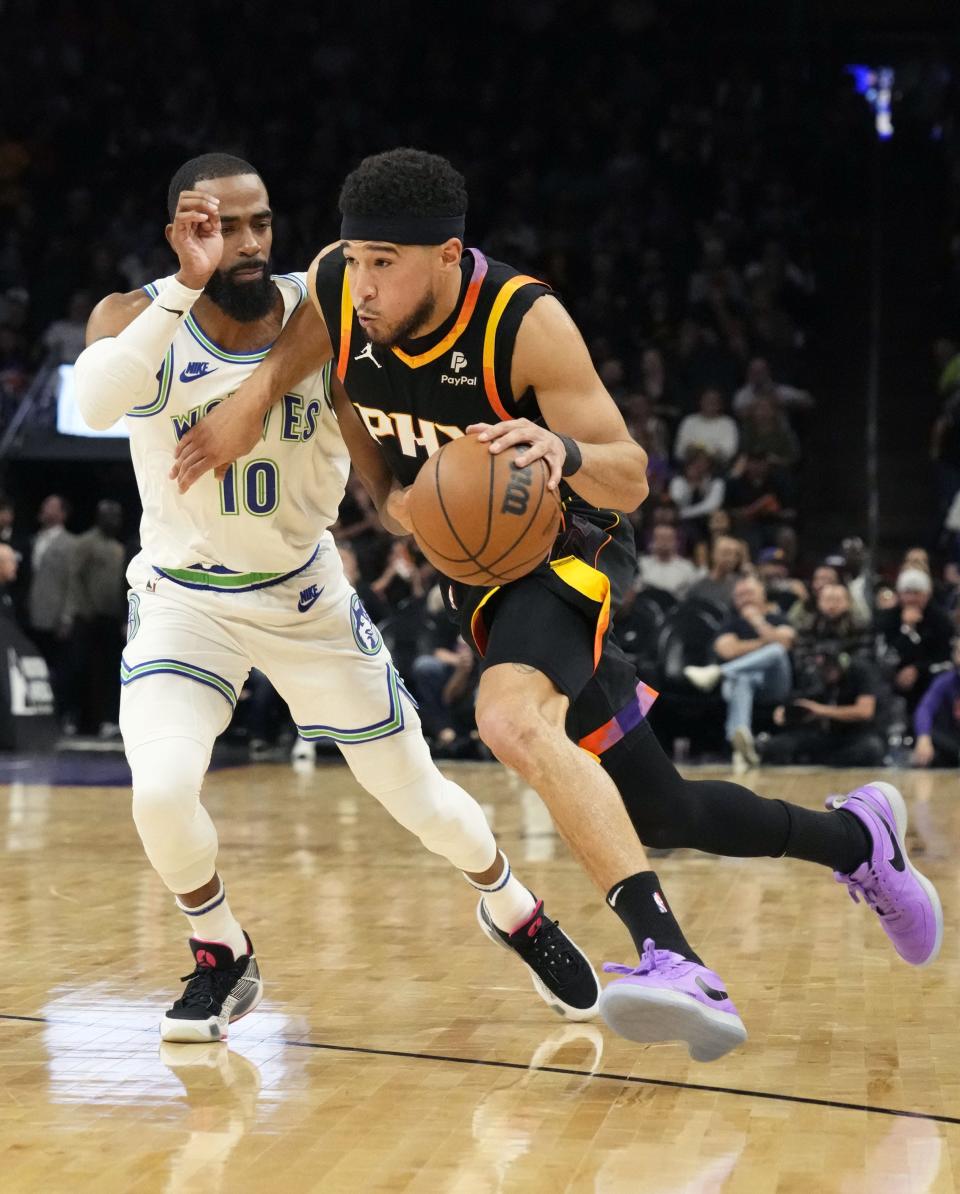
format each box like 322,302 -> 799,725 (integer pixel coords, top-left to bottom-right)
408,434 -> 562,586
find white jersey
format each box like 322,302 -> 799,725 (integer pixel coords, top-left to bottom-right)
125,273 -> 349,593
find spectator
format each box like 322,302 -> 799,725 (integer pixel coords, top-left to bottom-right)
0,543 -> 17,619
0,492 -> 28,622
757,546 -> 805,615
668,449 -> 725,546
637,347 -> 683,421
912,638 -> 960,767
732,356 -> 813,416
66,499 -> 126,736
737,394 -> 801,470
683,574 -> 796,766
759,645 -> 886,768
636,524 -> 701,600
725,452 -> 796,554
673,387 -> 739,468
838,537 -> 873,626
687,534 -> 746,610
874,568 -> 953,714
39,290 -> 93,364
787,563 -> 841,632
410,590 -> 477,753
621,392 -> 671,498
26,494 -> 76,721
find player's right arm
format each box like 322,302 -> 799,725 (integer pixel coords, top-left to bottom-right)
328,376 -> 411,537
74,191 -> 223,430
171,244 -> 340,491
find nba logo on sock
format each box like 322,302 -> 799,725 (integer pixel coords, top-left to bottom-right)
654,891 -> 669,914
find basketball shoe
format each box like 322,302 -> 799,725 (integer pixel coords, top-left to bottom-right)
477,898 -> 600,1020
600,940 -> 747,1062
160,934 -> 263,1043
830,781 -> 942,966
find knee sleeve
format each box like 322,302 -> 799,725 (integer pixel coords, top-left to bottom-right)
340,721 -> 497,873
128,736 -> 219,893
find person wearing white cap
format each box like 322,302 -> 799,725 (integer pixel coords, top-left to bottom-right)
874,568 -> 953,713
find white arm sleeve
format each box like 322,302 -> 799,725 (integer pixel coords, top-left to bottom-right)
73,279 -> 203,430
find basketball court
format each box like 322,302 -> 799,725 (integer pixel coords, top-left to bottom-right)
1,760 -> 956,1192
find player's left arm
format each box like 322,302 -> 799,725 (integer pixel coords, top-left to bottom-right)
467,296 -> 649,512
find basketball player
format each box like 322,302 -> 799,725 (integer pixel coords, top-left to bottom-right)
72,153 -> 602,1043
173,150 -> 941,1062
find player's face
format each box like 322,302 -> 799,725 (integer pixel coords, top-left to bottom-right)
342,241 -> 450,347
198,174 -> 275,322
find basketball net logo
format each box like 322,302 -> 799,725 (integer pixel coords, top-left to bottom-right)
450,351 -> 468,373
354,342 -> 381,369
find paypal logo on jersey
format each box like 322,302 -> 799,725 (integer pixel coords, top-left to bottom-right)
297,584 -> 324,613
180,361 -> 218,383
350,593 -> 382,655
441,350 -> 477,387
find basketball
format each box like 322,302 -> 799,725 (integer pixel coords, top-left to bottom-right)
408,434 -> 562,586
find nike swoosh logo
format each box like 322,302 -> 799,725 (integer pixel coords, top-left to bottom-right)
179,366 -> 218,383
695,975 -> 730,1001
607,885 -> 624,908
878,812 -> 905,871
297,587 -> 324,613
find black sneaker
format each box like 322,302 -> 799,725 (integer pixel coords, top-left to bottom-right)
160,934 -> 263,1043
477,898 -> 600,1021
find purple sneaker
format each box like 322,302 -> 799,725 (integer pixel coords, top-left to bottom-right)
835,781 -> 943,967
599,940 -> 747,1062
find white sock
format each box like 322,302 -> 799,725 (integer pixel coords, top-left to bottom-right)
465,851 -> 537,934
175,879 -> 248,959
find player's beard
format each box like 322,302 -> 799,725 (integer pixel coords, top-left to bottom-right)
205,258 -> 276,322
372,289 -> 438,348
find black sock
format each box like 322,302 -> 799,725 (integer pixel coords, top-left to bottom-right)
778,803 -> 872,874
600,720 -> 872,873
606,871 -> 703,965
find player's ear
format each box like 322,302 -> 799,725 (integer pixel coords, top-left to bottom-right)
439,238 -> 462,269
164,223 -> 175,250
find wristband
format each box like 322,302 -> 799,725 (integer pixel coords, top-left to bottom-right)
558,435 -> 582,477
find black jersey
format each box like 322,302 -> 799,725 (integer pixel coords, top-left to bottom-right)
313,248 -> 551,487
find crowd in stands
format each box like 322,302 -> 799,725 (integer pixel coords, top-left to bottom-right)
0,4 -> 957,767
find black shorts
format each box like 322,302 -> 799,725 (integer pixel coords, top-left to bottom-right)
452,509 -> 659,754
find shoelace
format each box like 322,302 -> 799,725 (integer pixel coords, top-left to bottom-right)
175,963 -> 237,1010
602,938 -> 675,977
523,916 -> 586,981
837,870 -> 900,920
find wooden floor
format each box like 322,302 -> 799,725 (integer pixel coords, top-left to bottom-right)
1,759 -> 957,1193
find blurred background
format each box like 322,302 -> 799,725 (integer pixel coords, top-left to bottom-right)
1,0 -> 959,769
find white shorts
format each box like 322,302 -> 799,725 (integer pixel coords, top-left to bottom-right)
120,541 -> 415,751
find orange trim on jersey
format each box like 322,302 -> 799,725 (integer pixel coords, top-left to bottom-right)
337,272 -> 354,381
389,253 -> 489,369
482,274 -> 542,421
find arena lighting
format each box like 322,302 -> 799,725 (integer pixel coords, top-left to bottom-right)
846,64 -> 895,140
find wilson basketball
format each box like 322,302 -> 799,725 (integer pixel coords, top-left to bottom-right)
408,435 -> 562,586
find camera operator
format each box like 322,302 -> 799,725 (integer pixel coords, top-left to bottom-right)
758,644 -> 885,767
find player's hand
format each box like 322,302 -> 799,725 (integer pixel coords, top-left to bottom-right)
170,190 -> 223,290
467,420 -> 566,491
170,392 -> 263,492
385,486 -> 414,534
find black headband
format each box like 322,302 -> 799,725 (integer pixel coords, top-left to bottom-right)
339,212 -> 465,244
